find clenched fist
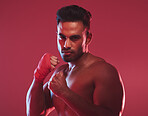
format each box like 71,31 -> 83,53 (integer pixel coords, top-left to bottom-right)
34,53 -> 59,83
48,71 -> 69,97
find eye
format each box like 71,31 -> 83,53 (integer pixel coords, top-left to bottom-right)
58,35 -> 66,40
70,36 -> 80,41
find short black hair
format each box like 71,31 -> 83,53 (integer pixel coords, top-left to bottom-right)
56,5 -> 92,30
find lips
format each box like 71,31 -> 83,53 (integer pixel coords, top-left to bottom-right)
63,52 -> 71,55
62,50 -> 73,55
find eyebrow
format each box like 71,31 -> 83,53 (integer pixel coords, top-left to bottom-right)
58,33 -> 81,38
59,33 -> 66,38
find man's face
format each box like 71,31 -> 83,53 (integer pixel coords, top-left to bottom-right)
57,21 -> 88,62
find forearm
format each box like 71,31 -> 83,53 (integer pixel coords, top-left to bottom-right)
26,53 -> 59,116
26,78 -> 45,116
61,89 -> 114,116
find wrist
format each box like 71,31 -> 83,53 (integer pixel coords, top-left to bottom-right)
34,76 -> 44,83
34,68 -> 49,83
60,87 -> 71,100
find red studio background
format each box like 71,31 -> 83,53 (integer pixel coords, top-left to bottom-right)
0,0 -> 148,116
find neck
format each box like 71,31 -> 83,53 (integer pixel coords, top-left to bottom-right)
68,52 -> 90,70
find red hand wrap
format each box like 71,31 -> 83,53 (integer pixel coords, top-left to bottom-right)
34,53 -> 52,83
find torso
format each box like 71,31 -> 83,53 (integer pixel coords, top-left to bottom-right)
51,53 -> 105,116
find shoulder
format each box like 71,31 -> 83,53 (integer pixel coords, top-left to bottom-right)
93,61 -> 118,76
91,58 -> 124,97
91,58 -> 124,114
88,55 -> 120,84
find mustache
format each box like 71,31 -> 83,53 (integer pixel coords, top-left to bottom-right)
61,48 -> 74,53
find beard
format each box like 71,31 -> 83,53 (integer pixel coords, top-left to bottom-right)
60,47 -> 84,62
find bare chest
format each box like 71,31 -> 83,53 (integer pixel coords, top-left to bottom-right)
52,67 -> 95,114
66,68 -> 94,97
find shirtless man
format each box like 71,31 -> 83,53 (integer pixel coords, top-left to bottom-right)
26,5 -> 125,116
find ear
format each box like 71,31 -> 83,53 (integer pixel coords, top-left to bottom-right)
85,33 -> 92,45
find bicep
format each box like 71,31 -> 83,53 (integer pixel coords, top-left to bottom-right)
93,64 -> 123,115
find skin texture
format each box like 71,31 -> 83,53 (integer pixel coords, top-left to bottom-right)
26,21 -> 125,116
57,21 -> 90,62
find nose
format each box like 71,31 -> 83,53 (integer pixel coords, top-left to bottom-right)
64,38 -> 71,49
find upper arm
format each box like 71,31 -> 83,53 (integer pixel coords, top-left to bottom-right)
93,62 -> 124,115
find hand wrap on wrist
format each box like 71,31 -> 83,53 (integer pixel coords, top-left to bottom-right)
34,53 -> 52,83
